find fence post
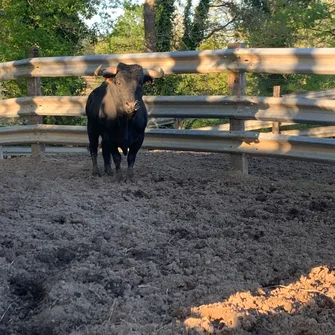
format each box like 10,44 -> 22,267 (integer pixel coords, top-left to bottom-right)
174,118 -> 183,129
272,86 -> 281,134
26,46 -> 45,158
227,42 -> 248,174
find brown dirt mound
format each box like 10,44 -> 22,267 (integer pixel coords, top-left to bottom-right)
0,151 -> 334,335
186,266 -> 335,334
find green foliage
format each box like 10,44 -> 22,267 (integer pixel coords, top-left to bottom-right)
183,118 -> 227,129
171,71 -> 229,129
181,0 -> 211,50
286,74 -> 335,93
2,0 -> 334,130
144,72 -> 228,97
144,76 -> 180,96
44,116 -> 87,126
41,78 -> 86,96
175,73 -> 228,96
0,0 -> 98,61
237,0 -> 335,96
239,0 -> 333,48
1,80 -> 27,99
94,2 -> 144,53
155,0 -> 175,52
0,0 -> 105,127
0,0 -> 101,102
243,72 -> 335,97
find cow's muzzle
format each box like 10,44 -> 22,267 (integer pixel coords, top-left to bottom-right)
125,100 -> 140,113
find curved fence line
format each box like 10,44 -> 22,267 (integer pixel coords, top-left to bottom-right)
1,47 -> 335,167
1,95 -> 335,125
0,125 -> 334,163
1,48 -> 335,80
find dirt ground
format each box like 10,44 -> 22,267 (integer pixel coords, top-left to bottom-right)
0,150 -> 334,335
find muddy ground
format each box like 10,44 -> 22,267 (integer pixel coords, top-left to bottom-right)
0,150 -> 334,335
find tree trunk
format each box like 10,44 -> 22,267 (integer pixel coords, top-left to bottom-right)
143,0 -> 157,52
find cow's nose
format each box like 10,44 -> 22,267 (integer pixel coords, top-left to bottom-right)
125,100 -> 139,111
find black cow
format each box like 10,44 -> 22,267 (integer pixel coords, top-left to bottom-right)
86,62 -> 164,181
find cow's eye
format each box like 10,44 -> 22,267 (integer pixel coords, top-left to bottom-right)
116,80 -> 121,85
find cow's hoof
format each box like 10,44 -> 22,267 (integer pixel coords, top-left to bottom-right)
92,169 -> 101,176
125,172 -> 134,183
105,167 -> 113,176
113,171 -> 123,183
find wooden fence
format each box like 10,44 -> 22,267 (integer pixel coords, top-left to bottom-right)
1,46 -> 335,172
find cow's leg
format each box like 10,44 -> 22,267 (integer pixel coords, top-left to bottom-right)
126,134 -> 144,182
101,140 -> 112,175
111,147 -> 122,182
87,123 -> 100,176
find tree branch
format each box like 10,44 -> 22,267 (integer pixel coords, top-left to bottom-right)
209,1 -> 237,9
309,27 -> 335,37
203,16 -> 237,40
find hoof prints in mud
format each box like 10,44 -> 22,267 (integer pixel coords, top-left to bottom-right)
2,275 -> 49,335
36,247 -> 76,266
10,275 -> 47,302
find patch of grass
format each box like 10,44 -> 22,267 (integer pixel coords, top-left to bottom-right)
279,124 -> 321,131
182,118 -> 229,129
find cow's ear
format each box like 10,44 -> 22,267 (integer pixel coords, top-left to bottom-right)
143,75 -> 153,85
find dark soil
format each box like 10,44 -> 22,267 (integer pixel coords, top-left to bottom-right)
0,151 -> 334,334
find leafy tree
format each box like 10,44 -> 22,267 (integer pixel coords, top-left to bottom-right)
3,0 -> 333,127
155,0 -> 175,52
0,0 -> 102,101
0,0 -> 99,61
181,0 -> 211,50
94,2 -> 144,54
238,0 -> 332,48
235,0 -> 335,95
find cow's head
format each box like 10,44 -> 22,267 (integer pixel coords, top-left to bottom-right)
95,62 -> 164,114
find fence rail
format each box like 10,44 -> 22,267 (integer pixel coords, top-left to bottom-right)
197,121 -> 295,131
197,122 -> 335,138
0,124 -> 334,163
0,146 -> 88,159
282,126 -> 335,137
1,48 -> 335,80
1,47 -> 335,169
1,95 -> 335,125
283,88 -> 335,99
